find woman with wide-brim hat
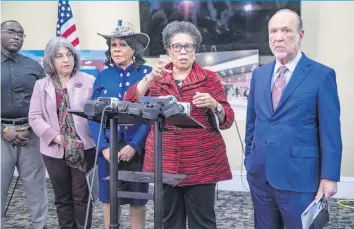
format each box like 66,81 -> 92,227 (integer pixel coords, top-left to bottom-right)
88,19 -> 152,229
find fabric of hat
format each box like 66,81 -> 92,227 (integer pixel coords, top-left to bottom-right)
97,19 -> 150,50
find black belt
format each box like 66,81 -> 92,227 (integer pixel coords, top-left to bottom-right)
1,118 -> 28,125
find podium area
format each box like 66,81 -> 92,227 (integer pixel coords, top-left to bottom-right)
69,99 -> 205,229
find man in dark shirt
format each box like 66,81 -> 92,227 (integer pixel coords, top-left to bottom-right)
1,20 -> 47,229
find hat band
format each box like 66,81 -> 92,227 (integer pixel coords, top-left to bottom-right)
112,27 -> 135,36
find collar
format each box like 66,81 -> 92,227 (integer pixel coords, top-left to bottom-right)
1,52 -> 21,64
274,51 -> 302,74
113,63 -> 135,72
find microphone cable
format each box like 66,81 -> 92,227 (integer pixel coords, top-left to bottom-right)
337,199 -> 354,209
84,106 -> 109,229
216,119 -> 249,200
234,120 -> 250,192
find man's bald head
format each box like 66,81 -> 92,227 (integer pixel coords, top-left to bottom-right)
269,9 -> 303,32
1,20 -> 22,30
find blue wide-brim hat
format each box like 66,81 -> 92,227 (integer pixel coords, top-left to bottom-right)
98,19 -> 150,50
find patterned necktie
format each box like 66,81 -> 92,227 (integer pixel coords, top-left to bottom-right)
272,66 -> 288,109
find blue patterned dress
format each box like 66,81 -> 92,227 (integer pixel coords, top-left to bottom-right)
88,63 -> 152,205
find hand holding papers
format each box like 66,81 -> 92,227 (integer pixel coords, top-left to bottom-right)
301,193 -> 329,229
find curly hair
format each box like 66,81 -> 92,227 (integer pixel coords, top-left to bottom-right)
104,36 -> 146,70
162,21 -> 202,52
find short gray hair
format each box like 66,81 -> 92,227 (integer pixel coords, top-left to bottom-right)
273,9 -> 303,31
162,21 -> 202,52
43,37 -> 80,76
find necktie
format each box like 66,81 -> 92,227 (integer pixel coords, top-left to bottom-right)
272,66 -> 288,109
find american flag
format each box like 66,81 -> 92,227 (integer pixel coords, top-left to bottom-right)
56,0 -> 80,49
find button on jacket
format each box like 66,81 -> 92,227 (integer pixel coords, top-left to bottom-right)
89,64 -> 152,154
125,63 -> 235,186
29,71 -> 96,158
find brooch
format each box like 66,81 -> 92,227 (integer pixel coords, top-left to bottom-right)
75,82 -> 82,88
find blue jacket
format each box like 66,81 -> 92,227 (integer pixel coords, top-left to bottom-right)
245,53 -> 342,193
88,64 -> 152,155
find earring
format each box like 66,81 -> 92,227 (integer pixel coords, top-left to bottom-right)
132,56 -> 136,63
168,56 -> 172,62
193,56 -> 196,60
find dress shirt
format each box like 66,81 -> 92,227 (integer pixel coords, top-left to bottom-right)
271,51 -> 302,89
1,52 -> 45,119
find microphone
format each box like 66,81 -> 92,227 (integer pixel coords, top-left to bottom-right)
83,100 -> 108,117
140,95 -> 191,117
83,97 -> 120,117
83,96 -> 191,120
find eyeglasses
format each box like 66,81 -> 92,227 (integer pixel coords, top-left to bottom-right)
2,30 -> 26,40
171,43 -> 195,53
54,52 -> 74,60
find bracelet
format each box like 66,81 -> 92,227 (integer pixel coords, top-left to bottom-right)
142,74 -> 153,87
1,127 -> 9,136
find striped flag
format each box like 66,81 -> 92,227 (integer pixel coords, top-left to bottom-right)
56,0 -> 80,49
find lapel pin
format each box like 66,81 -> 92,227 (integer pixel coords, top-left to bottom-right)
75,82 -> 82,88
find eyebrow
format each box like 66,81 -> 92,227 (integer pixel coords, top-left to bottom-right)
172,42 -> 193,45
56,51 -> 72,55
4,28 -> 24,33
111,41 -> 126,44
270,26 -> 291,30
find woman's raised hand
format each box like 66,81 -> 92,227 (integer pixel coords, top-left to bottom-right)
149,59 -> 172,81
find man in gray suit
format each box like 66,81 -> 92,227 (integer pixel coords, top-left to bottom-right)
1,20 -> 47,229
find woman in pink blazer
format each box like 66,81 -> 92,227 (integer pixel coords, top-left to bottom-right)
29,37 -> 96,229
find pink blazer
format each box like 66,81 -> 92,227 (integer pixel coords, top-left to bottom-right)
29,71 -> 96,158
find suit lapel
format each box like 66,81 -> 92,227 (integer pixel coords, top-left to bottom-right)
157,63 -> 207,100
179,64 -> 207,92
158,73 -> 181,99
44,77 -> 60,131
44,77 -> 56,104
272,54 -> 312,114
262,61 -> 276,116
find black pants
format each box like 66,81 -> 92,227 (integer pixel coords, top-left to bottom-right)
42,148 -> 95,229
163,184 -> 217,229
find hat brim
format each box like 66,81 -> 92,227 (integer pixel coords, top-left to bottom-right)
97,32 -> 150,51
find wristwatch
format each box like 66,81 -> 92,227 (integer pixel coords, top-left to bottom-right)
214,102 -> 223,114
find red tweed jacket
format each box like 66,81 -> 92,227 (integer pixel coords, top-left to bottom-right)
124,63 -> 234,186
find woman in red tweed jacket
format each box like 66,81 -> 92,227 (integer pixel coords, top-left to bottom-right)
124,21 -> 234,229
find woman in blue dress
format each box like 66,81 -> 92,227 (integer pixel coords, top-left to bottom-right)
88,20 -> 152,229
